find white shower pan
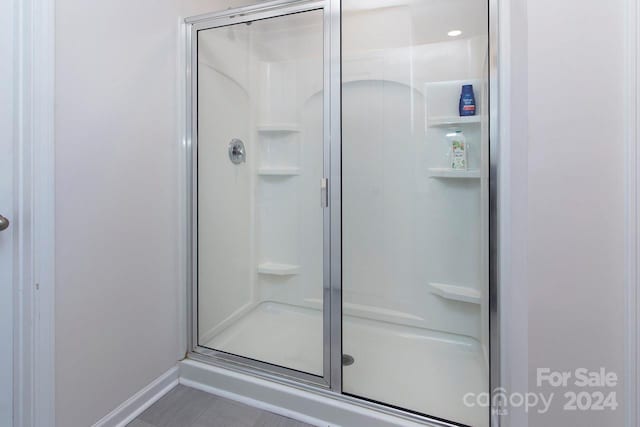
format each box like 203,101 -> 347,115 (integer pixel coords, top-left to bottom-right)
203,301 -> 488,427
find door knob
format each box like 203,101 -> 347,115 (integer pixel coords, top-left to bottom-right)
0,215 -> 9,231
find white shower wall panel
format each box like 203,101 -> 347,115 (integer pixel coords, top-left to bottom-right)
340,40 -> 487,339
197,29 -> 256,339
245,37 -> 488,340
196,10 -> 487,341
251,34 -> 325,309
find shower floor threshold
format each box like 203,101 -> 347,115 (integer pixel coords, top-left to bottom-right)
202,301 -> 488,427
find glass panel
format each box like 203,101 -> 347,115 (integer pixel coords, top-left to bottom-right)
341,1 -> 489,425
197,9 -> 325,376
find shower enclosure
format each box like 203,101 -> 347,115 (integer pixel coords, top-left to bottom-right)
186,1 -> 494,426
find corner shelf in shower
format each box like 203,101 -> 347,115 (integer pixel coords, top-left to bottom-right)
428,168 -> 481,179
428,282 -> 481,304
258,167 -> 300,176
256,123 -> 301,133
427,115 -> 482,128
257,263 -> 300,276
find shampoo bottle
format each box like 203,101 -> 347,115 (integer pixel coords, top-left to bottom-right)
459,84 -> 476,116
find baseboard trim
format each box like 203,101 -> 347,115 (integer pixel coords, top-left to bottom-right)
178,376 -> 327,427
92,360 -> 455,427
179,359 -> 451,427
92,366 -> 179,427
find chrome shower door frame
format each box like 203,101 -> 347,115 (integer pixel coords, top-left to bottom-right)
185,0 -> 501,425
185,0 -> 336,390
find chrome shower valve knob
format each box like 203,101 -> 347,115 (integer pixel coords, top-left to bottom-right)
228,139 -> 246,164
0,215 -> 9,231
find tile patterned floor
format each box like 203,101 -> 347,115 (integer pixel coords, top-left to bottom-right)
128,385 -> 312,427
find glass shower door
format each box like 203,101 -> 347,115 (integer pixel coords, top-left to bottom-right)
341,1 -> 490,426
194,8 -> 326,379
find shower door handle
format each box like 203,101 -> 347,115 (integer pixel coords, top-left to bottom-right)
321,178 -> 328,208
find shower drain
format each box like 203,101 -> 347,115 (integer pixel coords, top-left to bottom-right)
342,354 -> 355,366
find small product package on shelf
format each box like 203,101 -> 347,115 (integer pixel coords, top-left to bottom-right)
448,130 -> 467,170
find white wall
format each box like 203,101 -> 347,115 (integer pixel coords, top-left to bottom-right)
0,1 -> 15,424
54,1 -> 252,426
518,0 -> 627,425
